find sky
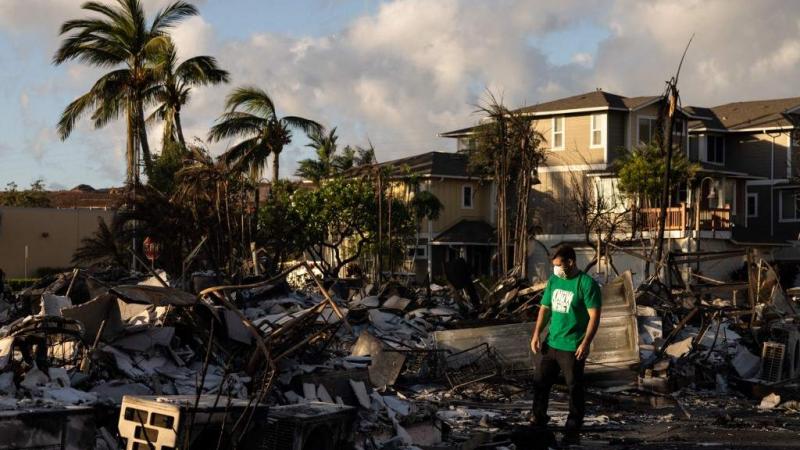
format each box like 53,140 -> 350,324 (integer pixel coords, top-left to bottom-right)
2,0 -> 800,189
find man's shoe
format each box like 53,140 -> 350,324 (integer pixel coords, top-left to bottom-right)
529,414 -> 550,428
561,429 -> 580,447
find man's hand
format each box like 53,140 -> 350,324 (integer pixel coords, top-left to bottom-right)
531,334 -> 542,354
575,343 -> 590,360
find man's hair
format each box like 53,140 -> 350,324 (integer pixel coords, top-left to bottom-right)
552,245 -> 576,263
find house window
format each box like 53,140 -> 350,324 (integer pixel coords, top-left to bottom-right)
705,135 -> 725,164
458,137 -> 476,152
462,185 -> 473,209
407,245 -> 427,260
551,116 -> 564,150
672,119 -> 685,140
747,193 -> 758,218
779,189 -> 800,221
637,117 -> 657,145
689,135 -> 699,160
590,114 -> 604,148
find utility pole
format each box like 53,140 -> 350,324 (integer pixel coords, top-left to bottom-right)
653,35 -> 693,281
375,170 -> 383,283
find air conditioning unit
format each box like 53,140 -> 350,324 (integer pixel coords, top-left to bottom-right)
255,402 -> 357,450
118,395 -> 268,450
770,324 -> 800,379
760,341 -> 786,383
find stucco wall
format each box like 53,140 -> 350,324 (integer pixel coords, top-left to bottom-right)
0,207 -> 116,277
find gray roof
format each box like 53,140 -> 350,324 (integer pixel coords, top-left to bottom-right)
441,90 -> 663,138
688,97 -> 800,131
432,219 -> 495,244
377,151 -> 472,178
344,151 -> 474,178
515,91 -> 660,114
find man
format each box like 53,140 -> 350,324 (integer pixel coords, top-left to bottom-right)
530,245 -> 602,443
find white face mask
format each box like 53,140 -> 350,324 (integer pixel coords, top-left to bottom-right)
554,265 -> 568,279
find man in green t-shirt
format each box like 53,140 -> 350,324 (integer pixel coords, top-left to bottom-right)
530,245 -> 602,443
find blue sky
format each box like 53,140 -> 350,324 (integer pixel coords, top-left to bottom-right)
1,0 -> 800,189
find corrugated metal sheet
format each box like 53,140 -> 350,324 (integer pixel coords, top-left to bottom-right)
433,322 -> 534,371
432,272 -> 639,384
588,271 -> 639,368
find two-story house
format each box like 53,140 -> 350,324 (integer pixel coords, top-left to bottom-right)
686,98 -> 800,244
367,151 -> 496,281
441,90 -> 800,283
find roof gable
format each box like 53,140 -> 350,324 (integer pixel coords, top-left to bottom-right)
689,97 -> 800,131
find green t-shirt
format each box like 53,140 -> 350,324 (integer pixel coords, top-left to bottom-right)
540,271 -> 602,352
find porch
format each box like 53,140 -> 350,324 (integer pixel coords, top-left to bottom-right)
638,203 -> 732,232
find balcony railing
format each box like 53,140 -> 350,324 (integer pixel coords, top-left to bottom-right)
638,204 -> 732,232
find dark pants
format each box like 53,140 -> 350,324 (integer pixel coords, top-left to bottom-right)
532,343 -> 586,430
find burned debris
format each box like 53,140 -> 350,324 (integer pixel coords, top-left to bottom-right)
0,248 -> 797,450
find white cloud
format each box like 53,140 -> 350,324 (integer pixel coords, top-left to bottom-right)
6,0 -> 800,185
571,52 -> 593,67
19,91 -> 29,110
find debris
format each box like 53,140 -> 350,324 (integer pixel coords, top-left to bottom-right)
759,393 -> 781,410
665,336 -> 694,359
351,331 -> 407,388
732,345 -> 761,378
118,395 -> 269,449
760,342 -> 786,382
349,379 -> 371,409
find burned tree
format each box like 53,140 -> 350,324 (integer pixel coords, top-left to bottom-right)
467,93 -> 547,279
567,171 -> 632,276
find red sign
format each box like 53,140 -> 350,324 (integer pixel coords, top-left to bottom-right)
143,237 -> 161,263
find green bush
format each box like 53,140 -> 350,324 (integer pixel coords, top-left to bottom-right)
8,278 -> 39,291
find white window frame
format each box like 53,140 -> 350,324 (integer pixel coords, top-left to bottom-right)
407,245 -> 427,260
778,190 -> 800,223
461,184 -> 474,209
590,114 -> 604,149
704,135 -> 725,166
637,116 -> 657,145
551,116 -> 564,150
746,193 -> 758,218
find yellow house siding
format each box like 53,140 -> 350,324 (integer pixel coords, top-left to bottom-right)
535,114 -> 605,166
531,170 -> 586,235
421,178 -> 493,235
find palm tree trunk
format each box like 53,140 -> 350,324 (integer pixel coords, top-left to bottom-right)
137,100 -> 153,178
252,173 -> 260,239
126,103 -> 136,185
175,108 -> 187,148
271,150 -> 280,185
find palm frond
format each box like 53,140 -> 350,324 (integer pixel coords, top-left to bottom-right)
208,111 -> 265,141
176,55 -> 230,85
58,91 -> 98,140
150,1 -> 198,33
222,136 -> 264,167
224,86 -> 276,117
282,116 -> 323,135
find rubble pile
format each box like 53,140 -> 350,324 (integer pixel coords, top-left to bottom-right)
0,253 -> 798,449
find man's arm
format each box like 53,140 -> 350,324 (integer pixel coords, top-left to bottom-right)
530,305 -> 550,353
575,307 -> 600,360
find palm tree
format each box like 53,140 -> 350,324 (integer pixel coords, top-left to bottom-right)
72,217 -> 128,268
295,127 -> 338,184
148,38 -> 229,147
54,0 -> 198,185
208,86 -> 323,187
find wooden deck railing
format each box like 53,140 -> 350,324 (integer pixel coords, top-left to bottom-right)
638,204 -> 731,232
